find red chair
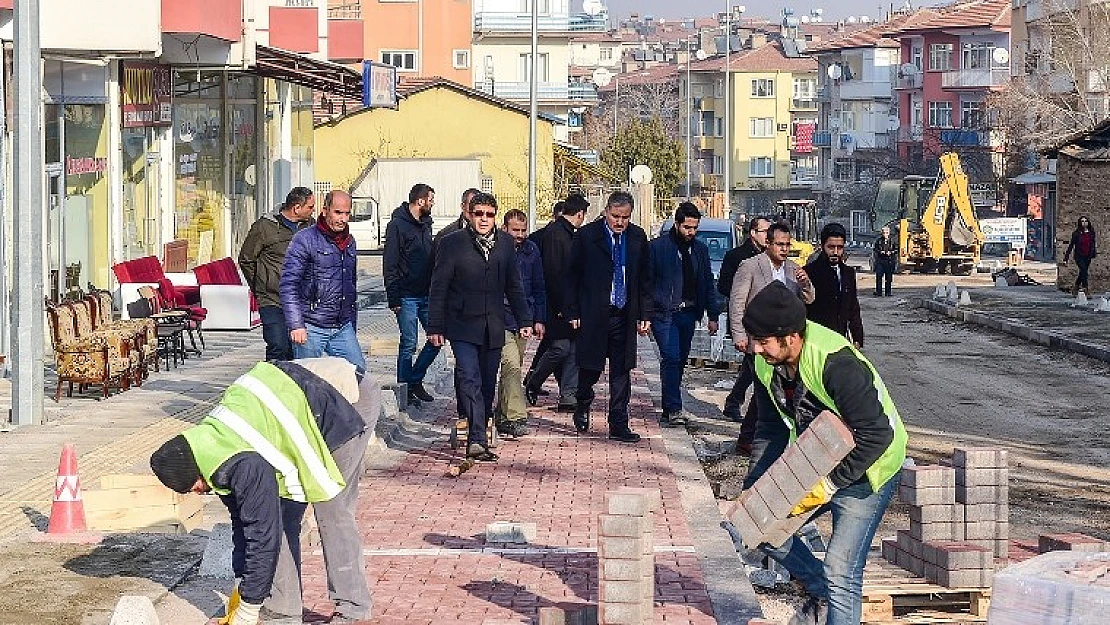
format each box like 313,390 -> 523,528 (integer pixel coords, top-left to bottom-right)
191,257 -> 262,330
156,278 -> 206,353
113,256 -> 200,320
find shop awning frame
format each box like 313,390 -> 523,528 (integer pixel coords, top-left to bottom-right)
253,45 -> 361,98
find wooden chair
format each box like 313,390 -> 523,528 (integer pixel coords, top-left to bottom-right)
137,286 -> 187,369
162,240 -> 189,274
46,300 -> 132,401
88,288 -> 158,380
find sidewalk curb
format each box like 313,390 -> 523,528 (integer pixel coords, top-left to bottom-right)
919,298 -> 1110,363
639,350 -> 764,623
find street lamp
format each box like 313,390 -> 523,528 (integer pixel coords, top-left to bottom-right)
723,4 -> 746,217
686,38 -> 707,199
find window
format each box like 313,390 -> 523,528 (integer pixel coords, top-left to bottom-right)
961,100 -> 985,128
834,158 -> 853,182
519,53 -> 550,82
793,77 -> 816,100
715,117 -> 723,137
911,45 -> 923,70
749,117 -> 775,138
962,42 -> 992,70
928,101 -> 953,128
600,47 -> 613,62
381,50 -> 417,72
712,155 -> 723,174
714,79 -> 724,98
751,78 -> 775,97
521,0 -> 550,13
749,157 -> 774,177
840,110 -> 856,131
929,44 -> 953,71
480,176 -> 494,193
453,50 -> 470,69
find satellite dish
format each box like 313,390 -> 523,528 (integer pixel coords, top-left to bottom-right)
888,116 -> 900,132
592,67 -> 614,87
860,15 -> 872,23
992,48 -> 1010,65
583,0 -> 604,16
813,8 -> 823,15
800,15 -> 811,23
695,49 -> 708,60
847,16 -> 859,23
737,5 -> 747,14
900,63 -> 919,76
630,164 -> 653,184
827,64 -> 843,80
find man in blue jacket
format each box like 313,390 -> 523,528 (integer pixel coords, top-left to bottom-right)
648,202 -> 721,427
280,190 -> 366,376
495,209 -> 547,439
384,183 -> 440,405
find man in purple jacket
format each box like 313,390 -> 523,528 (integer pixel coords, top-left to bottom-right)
280,190 -> 366,376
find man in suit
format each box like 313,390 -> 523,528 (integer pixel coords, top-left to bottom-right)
805,223 -> 864,348
525,194 -> 589,413
568,191 -> 653,443
729,222 -> 815,455
428,193 -> 532,462
717,216 -> 770,423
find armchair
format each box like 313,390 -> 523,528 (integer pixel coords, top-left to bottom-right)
192,257 -> 262,331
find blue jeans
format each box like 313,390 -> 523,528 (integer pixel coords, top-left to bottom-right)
396,297 -> 441,385
451,340 -> 502,447
292,322 -> 367,375
761,471 -> 900,625
259,305 -> 293,361
651,309 -> 698,415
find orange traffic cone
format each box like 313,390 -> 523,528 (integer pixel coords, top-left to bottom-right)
47,443 -> 87,534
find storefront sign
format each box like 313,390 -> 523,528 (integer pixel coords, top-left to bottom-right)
122,62 -> 172,128
66,156 -> 108,176
362,61 -> 398,109
981,217 -> 1028,247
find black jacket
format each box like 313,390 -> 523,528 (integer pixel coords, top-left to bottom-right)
648,229 -> 721,321
530,217 -> 577,339
873,235 -> 897,263
210,362 -> 365,605
428,228 -> 531,347
804,254 -> 864,346
239,211 -> 311,308
384,203 -> 435,308
718,237 -> 762,297
743,347 -> 895,492
568,220 -> 653,371
434,214 -> 468,248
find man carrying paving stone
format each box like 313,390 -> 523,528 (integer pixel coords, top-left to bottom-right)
740,282 -> 908,625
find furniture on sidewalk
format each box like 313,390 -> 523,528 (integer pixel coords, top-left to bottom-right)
113,256 -> 200,321
88,288 -> 159,381
162,240 -> 189,273
192,257 -> 262,331
46,298 -> 137,401
136,286 -> 188,370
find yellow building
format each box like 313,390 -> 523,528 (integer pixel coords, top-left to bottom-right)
314,77 -> 556,220
688,42 -> 818,216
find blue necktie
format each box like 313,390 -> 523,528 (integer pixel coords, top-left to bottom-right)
612,233 -> 627,308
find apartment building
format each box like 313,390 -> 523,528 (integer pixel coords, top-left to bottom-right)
356,0 -> 474,84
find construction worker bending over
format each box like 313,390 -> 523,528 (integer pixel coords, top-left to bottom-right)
740,282 -> 907,625
150,357 -> 372,625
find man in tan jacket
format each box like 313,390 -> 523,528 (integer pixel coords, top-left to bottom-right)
727,221 -> 815,454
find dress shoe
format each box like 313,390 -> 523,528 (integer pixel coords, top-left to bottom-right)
669,410 -> 689,427
524,384 -> 539,406
608,430 -> 641,444
556,402 -> 577,413
733,441 -> 753,457
573,407 -> 590,433
660,412 -> 677,428
537,388 -> 551,396
409,382 -> 434,402
496,421 -> 530,439
466,443 -> 498,462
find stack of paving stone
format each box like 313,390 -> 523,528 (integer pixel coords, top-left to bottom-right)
882,447 -> 1009,588
988,551 -> 1110,624
597,487 -> 660,625
725,411 -> 855,549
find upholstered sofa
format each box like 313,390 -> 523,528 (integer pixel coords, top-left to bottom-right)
192,257 -> 261,330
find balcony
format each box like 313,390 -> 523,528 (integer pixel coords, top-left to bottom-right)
941,68 -> 1010,89
816,86 -> 830,101
839,80 -> 894,100
898,125 -> 925,142
791,98 -> 818,110
896,74 -> 922,90
569,82 -> 599,100
161,0 -> 241,43
475,12 -> 607,33
939,129 -> 989,146
813,131 -> 832,147
475,81 -> 570,101
791,170 -> 820,187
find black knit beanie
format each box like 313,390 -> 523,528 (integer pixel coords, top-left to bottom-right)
150,434 -> 201,494
742,282 -> 808,338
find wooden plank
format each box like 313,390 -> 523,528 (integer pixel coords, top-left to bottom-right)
969,591 -> 991,617
86,504 -> 182,531
861,594 -> 893,623
174,492 -> 205,520
83,484 -> 178,510
99,474 -> 163,489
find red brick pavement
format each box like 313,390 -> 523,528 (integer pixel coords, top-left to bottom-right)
300,367 -> 721,624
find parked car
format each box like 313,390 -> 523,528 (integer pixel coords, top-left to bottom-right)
658,217 -> 739,280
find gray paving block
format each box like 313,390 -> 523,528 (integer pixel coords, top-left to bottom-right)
955,467 -> 1009,488
963,502 -> 1008,523
199,523 -> 235,579
952,447 -> 1008,469
910,519 -> 961,542
901,465 -> 956,489
956,483 -> 1008,505
109,595 -> 160,625
899,484 -> 955,506
910,504 -> 964,525
486,521 -> 538,544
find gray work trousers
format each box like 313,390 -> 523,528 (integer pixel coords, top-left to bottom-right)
527,337 -> 578,404
266,428 -> 372,619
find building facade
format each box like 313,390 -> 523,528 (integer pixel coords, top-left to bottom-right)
356,0 -> 473,84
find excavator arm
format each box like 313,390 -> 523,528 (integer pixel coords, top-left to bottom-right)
922,152 -> 984,258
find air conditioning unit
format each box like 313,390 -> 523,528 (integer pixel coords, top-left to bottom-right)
777,123 -> 789,132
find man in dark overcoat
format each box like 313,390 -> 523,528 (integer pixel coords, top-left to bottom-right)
568,191 -> 654,443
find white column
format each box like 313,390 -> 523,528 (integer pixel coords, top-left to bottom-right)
107,61 -> 124,284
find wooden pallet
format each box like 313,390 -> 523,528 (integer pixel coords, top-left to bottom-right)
686,357 -> 740,371
862,557 -> 990,624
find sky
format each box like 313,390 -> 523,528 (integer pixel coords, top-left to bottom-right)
599,0 -> 895,22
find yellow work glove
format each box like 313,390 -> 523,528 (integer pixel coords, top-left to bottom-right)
789,477 -> 837,517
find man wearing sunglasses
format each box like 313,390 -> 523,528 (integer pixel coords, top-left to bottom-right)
428,193 -> 532,462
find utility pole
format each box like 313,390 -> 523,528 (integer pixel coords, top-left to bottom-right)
12,0 -> 45,426
686,39 -> 692,200
723,4 -> 731,217
527,0 -> 538,231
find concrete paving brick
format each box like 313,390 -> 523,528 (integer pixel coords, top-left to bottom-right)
600,558 -> 645,582
780,443 -> 823,493
936,567 -> 990,588
901,465 -> 956,489
757,511 -> 809,549
952,447 -> 1008,469
605,492 -> 649,517
199,523 -> 235,579
910,520 -> 961,542
899,484 -> 956,506
994,539 -> 1009,559
598,602 -> 646,624
910,503 -> 964,525
598,515 -> 649,539
926,541 -> 993,570
963,502 -> 1008,522
898,529 -> 922,559
751,477 -> 792,522
485,521 -> 538,544
794,430 -> 841,474
109,595 -> 160,625
766,459 -> 811,505
806,410 -> 855,458
955,467 -> 1009,488
956,483 -> 1008,505
599,579 -> 644,604
614,487 -> 661,514
740,488 -> 776,532
598,536 -> 648,560
1038,533 -> 1109,553
881,538 -> 898,563
964,521 -> 999,541
729,501 -> 763,548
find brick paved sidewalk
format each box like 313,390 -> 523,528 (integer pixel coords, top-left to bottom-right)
294,335 -> 759,625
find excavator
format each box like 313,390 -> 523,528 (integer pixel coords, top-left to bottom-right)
870,152 -> 984,275
774,198 -> 817,265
